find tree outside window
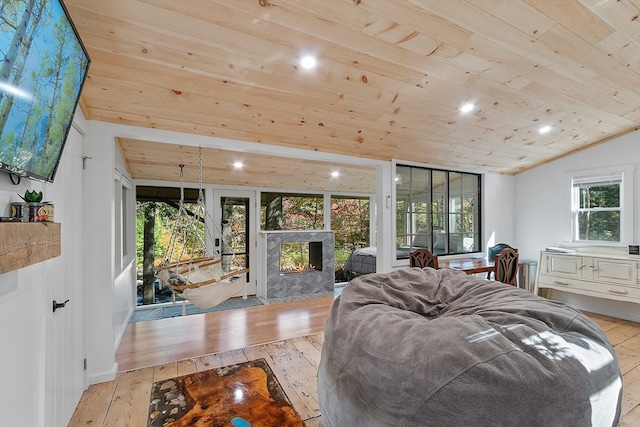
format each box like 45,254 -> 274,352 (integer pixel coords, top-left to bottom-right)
261,193 -> 324,230
572,175 -> 622,242
260,192 -> 371,282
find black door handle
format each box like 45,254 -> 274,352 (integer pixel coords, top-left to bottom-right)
52,299 -> 70,313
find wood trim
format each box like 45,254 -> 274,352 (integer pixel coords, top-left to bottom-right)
0,222 -> 61,274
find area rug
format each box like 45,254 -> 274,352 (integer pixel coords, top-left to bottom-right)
130,297 -> 264,323
148,358 -> 304,427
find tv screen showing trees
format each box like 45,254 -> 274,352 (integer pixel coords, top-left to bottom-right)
0,0 -> 90,182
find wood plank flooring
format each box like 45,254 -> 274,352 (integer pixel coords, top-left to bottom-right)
71,333 -> 326,426
71,297 -> 639,426
115,296 -> 335,372
587,312 -> 640,427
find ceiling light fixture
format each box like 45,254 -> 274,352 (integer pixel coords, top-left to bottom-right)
300,55 -> 316,69
233,161 -> 244,169
331,171 -> 340,178
460,102 -> 475,113
539,125 -> 552,134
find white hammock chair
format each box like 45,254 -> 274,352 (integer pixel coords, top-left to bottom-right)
155,151 -> 249,309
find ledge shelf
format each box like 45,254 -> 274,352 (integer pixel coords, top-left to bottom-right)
0,222 -> 61,274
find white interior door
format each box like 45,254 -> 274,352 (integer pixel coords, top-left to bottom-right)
212,190 -> 257,295
45,124 -> 85,425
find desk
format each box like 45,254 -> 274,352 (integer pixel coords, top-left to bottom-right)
439,258 -> 494,275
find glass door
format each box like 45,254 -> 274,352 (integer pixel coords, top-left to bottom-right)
213,190 -> 256,295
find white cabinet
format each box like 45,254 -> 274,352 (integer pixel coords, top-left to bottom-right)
535,251 -> 640,303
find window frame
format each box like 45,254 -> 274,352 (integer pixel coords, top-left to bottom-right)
570,164 -> 635,245
114,170 -> 134,273
393,164 -> 482,261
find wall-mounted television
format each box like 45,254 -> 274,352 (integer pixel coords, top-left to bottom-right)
0,0 -> 90,183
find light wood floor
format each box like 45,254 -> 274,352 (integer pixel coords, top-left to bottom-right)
115,296 -> 335,372
71,297 -> 639,426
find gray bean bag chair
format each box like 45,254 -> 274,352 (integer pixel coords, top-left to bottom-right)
318,267 -> 622,427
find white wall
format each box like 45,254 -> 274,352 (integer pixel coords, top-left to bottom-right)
515,130 -> 639,258
112,135 -> 138,367
483,172 -> 516,257
81,121 -> 136,384
0,115 -> 87,426
515,130 -> 640,318
0,257 -> 48,427
0,116 -> 138,425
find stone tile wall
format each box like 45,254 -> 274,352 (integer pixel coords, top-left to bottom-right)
264,231 -> 335,299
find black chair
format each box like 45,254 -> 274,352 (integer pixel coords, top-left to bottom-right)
409,249 -> 439,269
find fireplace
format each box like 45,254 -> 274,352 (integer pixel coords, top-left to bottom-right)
280,241 -> 323,273
260,230 -> 334,299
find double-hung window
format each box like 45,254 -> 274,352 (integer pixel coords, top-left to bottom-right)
572,173 -> 622,242
570,165 -> 634,244
395,165 -> 481,259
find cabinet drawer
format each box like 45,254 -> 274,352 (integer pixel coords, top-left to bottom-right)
538,274 -> 640,302
538,274 -> 583,290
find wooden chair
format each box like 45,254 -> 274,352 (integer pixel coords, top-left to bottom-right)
487,243 -> 517,279
493,248 -> 519,286
488,243 -> 516,261
409,249 -> 439,269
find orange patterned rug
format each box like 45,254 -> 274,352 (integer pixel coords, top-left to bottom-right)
148,359 -> 304,427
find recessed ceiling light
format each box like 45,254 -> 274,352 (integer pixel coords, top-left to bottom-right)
539,125 -> 552,134
331,171 -> 340,178
233,161 -> 243,169
300,55 -> 316,69
460,102 -> 475,113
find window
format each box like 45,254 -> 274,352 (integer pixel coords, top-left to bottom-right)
115,173 -> 133,272
330,195 -> 371,251
135,186 -> 203,306
331,195 -> 371,281
260,192 -> 324,230
121,182 -> 130,258
395,165 -> 481,258
572,174 -> 622,242
569,164 -> 635,244
114,177 -> 121,273
260,191 -> 372,283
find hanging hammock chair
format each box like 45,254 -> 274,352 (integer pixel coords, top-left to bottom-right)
155,149 -> 249,309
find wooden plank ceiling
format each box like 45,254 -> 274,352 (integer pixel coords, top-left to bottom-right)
117,138 -> 377,193
65,0 -> 640,193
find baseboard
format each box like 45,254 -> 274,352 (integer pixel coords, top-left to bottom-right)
88,362 -> 118,386
549,290 -> 640,322
573,303 -> 640,322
